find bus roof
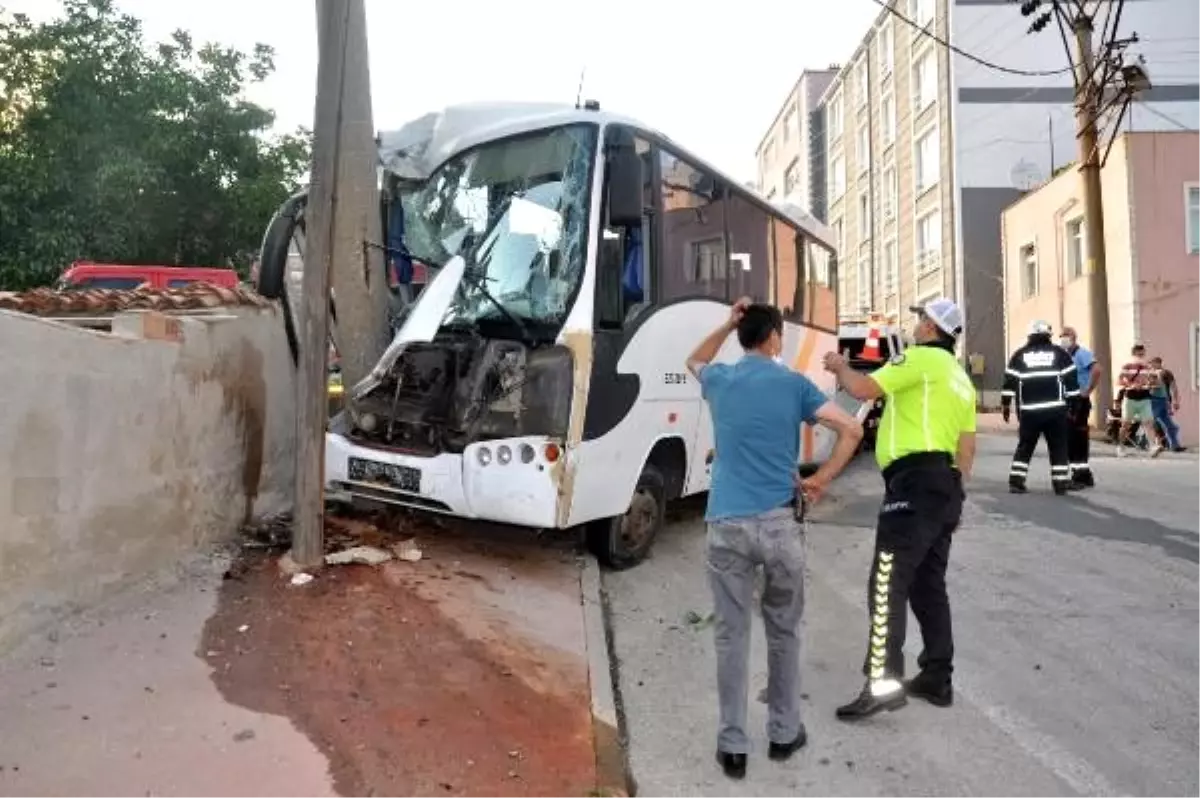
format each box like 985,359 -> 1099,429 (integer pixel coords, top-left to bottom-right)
376,102 -> 835,250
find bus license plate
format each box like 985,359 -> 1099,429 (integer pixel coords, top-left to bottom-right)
347,457 -> 421,493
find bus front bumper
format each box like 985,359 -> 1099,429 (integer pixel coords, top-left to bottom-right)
324,433 -> 564,528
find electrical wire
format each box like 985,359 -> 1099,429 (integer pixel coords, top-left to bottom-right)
866,0 -> 1075,76
1137,102 -> 1196,131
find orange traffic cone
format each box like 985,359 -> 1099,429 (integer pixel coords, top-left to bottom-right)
862,320 -> 883,362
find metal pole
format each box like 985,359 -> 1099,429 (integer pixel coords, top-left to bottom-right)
1073,13 -> 1114,423
292,0 -> 351,568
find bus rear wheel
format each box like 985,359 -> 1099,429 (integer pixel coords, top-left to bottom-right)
587,465 -> 665,570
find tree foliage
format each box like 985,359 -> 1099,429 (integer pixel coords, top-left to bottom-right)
0,0 -> 310,289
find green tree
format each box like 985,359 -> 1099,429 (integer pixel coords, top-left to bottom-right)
0,0 -> 310,290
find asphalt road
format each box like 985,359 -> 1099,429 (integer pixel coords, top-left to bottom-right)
605,434 -> 1199,796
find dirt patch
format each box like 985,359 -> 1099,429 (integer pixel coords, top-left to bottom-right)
200,519 -> 596,796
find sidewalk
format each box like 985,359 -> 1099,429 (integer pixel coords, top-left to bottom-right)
0,515 -> 604,797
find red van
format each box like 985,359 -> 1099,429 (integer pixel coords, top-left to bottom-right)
58,262 -> 241,291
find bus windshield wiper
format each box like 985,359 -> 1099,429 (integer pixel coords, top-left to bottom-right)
459,271 -> 533,345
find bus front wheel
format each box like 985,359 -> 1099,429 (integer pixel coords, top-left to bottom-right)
587,465 -> 666,570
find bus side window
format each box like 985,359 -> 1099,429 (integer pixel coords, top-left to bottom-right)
771,220 -> 802,323
658,148 -> 727,303
804,241 -> 837,331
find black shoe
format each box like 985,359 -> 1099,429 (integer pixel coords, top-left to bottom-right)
716,751 -> 747,780
1053,484 -> 1068,496
1009,482 -> 1027,494
768,727 -> 808,761
1066,481 -> 1086,491
1173,446 -> 1187,453
904,674 -> 953,707
835,681 -> 907,721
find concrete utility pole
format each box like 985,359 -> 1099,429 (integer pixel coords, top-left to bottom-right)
292,0 -> 353,567
1073,11 -> 1115,419
324,0 -> 390,393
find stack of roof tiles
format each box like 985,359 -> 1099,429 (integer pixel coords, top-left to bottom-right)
0,283 -> 271,317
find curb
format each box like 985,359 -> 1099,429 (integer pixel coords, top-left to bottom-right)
580,555 -> 635,797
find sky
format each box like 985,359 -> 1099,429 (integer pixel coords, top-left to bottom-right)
7,0 -> 880,182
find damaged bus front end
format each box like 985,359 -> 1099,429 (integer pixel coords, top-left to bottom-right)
322,112 -> 600,527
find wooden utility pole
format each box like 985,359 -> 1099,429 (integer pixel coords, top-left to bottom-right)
1073,12 -> 1114,417
292,0 -> 352,568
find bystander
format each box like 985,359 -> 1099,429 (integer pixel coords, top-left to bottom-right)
1149,355 -> 1185,452
685,298 -> 862,780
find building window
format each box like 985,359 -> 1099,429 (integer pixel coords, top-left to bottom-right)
881,93 -> 896,145
856,61 -> 869,107
783,109 -> 796,142
915,127 -> 939,195
832,217 -> 845,255
856,124 -> 870,174
829,93 -> 844,140
912,50 -> 937,111
910,0 -> 935,29
859,192 -> 872,240
882,165 -> 897,220
857,258 -> 871,312
883,238 -> 898,296
916,209 -> 941,272
879,23 -> 894,76
784,159 -> 800,196
1187,185 -> 1200,254
1065,217 -> 1085,279
830,154 -> 846,199
1190,321 -> 1200,390
1020,243 -> 1038,298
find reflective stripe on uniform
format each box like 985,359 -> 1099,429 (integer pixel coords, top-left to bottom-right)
867,550 -> 895,682
1020,399 -> 1066,410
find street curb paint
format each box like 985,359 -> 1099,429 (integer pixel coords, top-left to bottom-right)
582,556 -> 618,729
581,555 -> 636,796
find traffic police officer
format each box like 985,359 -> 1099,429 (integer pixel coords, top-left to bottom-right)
1001,321 -> 1080,495
823,298 -> 977,719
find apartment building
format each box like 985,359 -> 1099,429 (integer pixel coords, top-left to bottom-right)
1001,131 -> 1199,444
815,0 -> 1198,398
755,69 -> 838,216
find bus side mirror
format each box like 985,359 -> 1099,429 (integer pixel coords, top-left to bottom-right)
606,144 -> 643,229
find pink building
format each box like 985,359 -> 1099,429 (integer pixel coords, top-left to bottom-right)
1000,131 -> 1199,445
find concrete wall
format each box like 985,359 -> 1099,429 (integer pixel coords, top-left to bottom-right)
0,307 -> 296,651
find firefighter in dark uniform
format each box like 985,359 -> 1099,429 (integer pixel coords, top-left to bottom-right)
1001,320 -> 1080,495
823,298 -> 977,719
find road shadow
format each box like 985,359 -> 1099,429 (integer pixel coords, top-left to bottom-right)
969,477 -> 1199,563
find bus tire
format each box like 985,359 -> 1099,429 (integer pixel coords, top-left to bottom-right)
587,464 -> 665,570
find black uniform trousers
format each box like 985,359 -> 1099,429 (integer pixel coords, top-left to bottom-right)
1067,397 -> 1094,486
1010,410 -> 1070,491
861,452 -> 964,687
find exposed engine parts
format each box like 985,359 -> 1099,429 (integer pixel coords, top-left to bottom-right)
346,332 -> 572,455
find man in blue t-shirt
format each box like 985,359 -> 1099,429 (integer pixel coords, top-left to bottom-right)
1059,325 -> 1103,487
686,299 -> 862,780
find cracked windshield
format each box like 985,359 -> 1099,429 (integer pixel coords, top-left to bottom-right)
401,124 -> 596,330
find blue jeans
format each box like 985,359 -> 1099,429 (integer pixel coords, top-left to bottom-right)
1151,397 -> 1181,449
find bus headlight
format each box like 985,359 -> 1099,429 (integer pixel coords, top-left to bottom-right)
477,447 -> 492,466
497,445 -> 512,465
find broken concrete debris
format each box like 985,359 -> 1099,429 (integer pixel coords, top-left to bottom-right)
290,573 -> 315,587
392,539 -> 423,562
325,546 -> 393,567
